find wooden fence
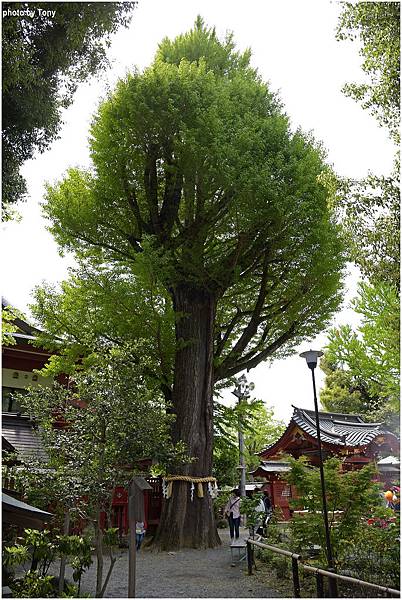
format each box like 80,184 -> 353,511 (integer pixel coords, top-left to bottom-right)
246,538 -> 400,598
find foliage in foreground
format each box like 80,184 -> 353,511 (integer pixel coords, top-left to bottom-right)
3,528 -> 93,598
286,457 -> 399,588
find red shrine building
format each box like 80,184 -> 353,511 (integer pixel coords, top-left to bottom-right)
2,301 -> 162,536
252,406 -> 400,520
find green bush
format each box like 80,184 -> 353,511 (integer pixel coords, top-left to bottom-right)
11,570 -> 55,598
286,457 -> 400,589
213,490 -> 231,520
271,555 -> 291,579
3,528 -> 93,598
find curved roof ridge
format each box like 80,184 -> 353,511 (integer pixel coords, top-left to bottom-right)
292,405 -> 365,422
332,419 -> 383,428
304,409 -> 363,422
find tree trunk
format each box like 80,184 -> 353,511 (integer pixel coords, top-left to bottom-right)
58,508 -> 70,596
94,511 -> 104,597
152,283 -> 221,550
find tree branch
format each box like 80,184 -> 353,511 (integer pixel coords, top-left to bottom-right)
143,149 -> 160,235
225,250 -> 271,359
122,173 -> 152,235
215,307 -> 243,358
214,323 -> 297,381
159,161 -> 183,239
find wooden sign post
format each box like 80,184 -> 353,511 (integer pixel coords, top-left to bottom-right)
128,476 -> 152,598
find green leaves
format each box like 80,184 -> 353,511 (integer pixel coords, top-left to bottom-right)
287,457 -> 385,566
2,2 -> 137,210
327,4 -> 400,431
321,281 -> 400,425
213,398 -> 284,485
336,2 -> 400,142
15,344 -> 183,517
3,544 -> 30,566
38,17 -> 345,396
335,165 -> 400,287
5,529 -> 94,598
240,493 -> 264,526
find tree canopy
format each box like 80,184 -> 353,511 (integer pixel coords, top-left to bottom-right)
2,1 -> 136,214
43,18 -> 345,382
334,1 -> 400,287
320,281 -> 399,430
336,1 -> 400,142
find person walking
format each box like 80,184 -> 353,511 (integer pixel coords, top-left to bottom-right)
135,521 -> 146,551
224,489 -> 241,543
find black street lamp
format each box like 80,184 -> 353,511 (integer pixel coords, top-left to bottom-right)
300,349 -> 337,596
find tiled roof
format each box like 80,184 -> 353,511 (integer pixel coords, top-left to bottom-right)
2,414 -> 47,461
292,407 -> 389,447
3,493 -> 53,518
260,407 -> 398,456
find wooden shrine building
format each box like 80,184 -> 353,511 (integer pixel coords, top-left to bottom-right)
252,406 -> 400,519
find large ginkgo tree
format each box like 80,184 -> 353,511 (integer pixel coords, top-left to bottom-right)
41,19 -> 345,549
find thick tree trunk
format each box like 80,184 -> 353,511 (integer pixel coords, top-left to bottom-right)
152,283 -> 221,550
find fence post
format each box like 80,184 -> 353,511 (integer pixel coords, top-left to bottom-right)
328,572 -> 338,598
316,572 -> 324,598
292,557 -> 301,598
247,541 -> 253,575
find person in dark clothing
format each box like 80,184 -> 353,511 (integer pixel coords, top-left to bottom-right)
263,491 -> 272,513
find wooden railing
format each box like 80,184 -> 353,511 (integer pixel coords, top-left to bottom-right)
246,538 -> 400,598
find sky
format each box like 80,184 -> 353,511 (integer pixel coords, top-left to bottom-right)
1,0 -> 395,423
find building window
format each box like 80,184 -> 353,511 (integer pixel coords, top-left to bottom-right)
2,387 -> 28,413
281,485 -> 291,497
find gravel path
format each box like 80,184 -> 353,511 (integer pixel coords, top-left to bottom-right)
55,527 -> 280,598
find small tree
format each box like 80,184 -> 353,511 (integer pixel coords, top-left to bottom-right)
286,457 -> 394,571
14,344 -> 184,597
213,399 -> 284,486
3,529 -> 92,598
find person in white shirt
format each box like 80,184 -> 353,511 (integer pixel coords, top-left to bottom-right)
135,521 -> 146,550
224,489 -> 241,541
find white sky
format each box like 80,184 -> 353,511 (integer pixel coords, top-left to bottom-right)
1,0 -> 395,423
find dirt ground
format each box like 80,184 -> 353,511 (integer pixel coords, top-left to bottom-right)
52,526 -> 281,598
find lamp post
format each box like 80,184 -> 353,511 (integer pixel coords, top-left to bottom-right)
232,374 -> 254,498
299,349 -> 337,596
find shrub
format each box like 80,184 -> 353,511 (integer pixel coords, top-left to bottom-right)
3,528 -> 93,598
